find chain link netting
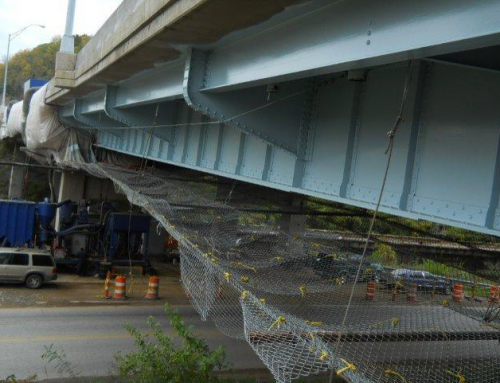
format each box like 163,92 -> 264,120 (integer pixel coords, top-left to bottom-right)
66,159 -> 500,383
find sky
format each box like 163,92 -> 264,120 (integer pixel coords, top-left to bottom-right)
0,0 -> 123,61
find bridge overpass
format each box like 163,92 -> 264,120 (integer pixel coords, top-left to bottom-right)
3,3 -> 500,380
40,0 -> 500,238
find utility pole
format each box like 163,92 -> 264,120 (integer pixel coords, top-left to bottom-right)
60,0 -> 77,53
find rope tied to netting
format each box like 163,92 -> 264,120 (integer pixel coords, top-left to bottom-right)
305,320 -> 324,327
319,350 -> 330,362
126,102 -> 161,294
299,284 -> 307,297
384,370 -> 408,383
445,370 -> 466,383
336,359 -> 357,376
269,315 -> 287,330
329,61 -> 414,382
231,261 -> 257,273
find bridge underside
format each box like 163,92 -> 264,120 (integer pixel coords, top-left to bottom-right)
56,0 -> 500,237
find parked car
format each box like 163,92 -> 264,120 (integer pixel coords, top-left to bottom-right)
313,253 -> 387,284
386,269 -> 452,295
0,248 -> 57,289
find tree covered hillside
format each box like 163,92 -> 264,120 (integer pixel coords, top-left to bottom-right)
0,34 -> 90,102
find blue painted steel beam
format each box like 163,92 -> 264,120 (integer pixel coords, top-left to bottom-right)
53,0 -> 500,237
93,60 -> 500,237
184,48 -> 317,154
113,60 -> 184,108
200,0 -> 500,92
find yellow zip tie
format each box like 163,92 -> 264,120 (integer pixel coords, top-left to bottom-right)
319,350 -> 329,361
299,284 -> 307,297
309,332 -> 316,342
272,256 -> 284,261
384,370 -> 407,383
334,278 -> 343,285
241,276 -> 250,283
305,320 -> 323,327
445,370 -> 466,383
259,298 -> 266,305
241,290 -> 248,300
232,261 -> 257,273
443,299 -> 449,307
336,359 -> 356,376
269,316 -> 286,330
224,272 -> 231,282
391,318 -> 400,327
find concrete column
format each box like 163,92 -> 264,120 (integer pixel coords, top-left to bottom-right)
280,197 -> 307,236
8,165 -> 26,199
8,146 -> 26,200
55,171 -> 85,231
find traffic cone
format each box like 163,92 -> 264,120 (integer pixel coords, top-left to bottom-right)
406,284 -> 417,303
489,285 -> 500,303
145,276 -> 160,300
103,271 -> 111,299
366,281 -> 377,301
451,284 -> 463,303
114,275 -> 127,300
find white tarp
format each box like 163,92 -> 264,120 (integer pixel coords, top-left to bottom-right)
5,101 -> 23,138
25,84 -> 92,164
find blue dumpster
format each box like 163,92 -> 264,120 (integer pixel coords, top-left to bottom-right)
0,200 -> 36,247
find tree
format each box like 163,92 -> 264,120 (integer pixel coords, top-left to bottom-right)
0,34 -> 91,102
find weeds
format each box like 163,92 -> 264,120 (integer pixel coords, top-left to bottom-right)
42,344 -> 81,379
115,303 -> 227,383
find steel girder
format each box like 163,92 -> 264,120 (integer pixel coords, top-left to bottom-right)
55,0 -> 500,237
201,0 -> 500,91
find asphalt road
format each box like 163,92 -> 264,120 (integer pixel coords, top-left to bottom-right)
0,305 -> 265,380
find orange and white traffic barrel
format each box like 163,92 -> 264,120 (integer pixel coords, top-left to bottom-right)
489,285 -> 500,303
406,284 -> 417,303
114,275 -> 127,300
366,281 -> 377,301
103,271 -> 111,299
451,283 -> 464,303
391,287 -> 399,302
145,276 -> 160,300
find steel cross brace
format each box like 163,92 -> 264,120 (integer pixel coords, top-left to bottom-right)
104,85 -> 176,144
183,48 -> 316,157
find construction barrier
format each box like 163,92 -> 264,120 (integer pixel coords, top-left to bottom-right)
391,288 -> 399,301
366,281 -> 377,301
452,283 -> 464,303
489,285 -> 500,303
114,275 -> 126,300
103,271 -> 111,299
406,284 -> 417,303
145,276 -> 160,300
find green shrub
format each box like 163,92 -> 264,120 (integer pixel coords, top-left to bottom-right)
371,243 -> 398,264
115,303 -> 227,383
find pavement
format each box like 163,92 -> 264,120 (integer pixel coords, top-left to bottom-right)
0,305 -> 269,381
0,263 -> 271,381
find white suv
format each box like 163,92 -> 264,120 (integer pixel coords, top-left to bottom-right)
0,248 -> 58,289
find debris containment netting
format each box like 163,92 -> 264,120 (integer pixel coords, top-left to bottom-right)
69,160 -> 500,383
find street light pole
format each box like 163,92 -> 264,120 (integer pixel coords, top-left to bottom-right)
1,24 -> 45,115
61,0 -> 77,54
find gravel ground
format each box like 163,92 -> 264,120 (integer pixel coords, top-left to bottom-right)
0,262 -> 185,308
